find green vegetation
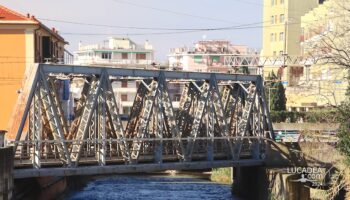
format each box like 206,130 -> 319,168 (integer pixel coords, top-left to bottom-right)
266,71 -> 286,112
270,109 -> 339,123
334,103 -> 350,163
210,168 -> 232,184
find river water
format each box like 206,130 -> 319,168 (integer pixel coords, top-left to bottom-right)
64,174 -> 240,200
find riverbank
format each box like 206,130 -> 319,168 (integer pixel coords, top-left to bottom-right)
210,168 -> 232,184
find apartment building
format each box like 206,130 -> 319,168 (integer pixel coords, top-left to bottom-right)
261,0 -> 321,79
0,4 -> 69,133
74,37 -> 155,114
74,37 -> 154,67
286,0 -> 349,110
169,40 -> 258,74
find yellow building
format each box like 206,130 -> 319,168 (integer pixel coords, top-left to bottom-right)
261,0 -> 321,79
0,5 -> 67,138
286,0 -> 349,110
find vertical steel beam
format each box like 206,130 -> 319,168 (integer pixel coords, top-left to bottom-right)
32,84 -> 42,169
97,85 -> 107,166
206,103 -> 214,162
154,93 -> 163,163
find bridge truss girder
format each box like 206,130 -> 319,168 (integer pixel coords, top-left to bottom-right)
12,64 -> 274,169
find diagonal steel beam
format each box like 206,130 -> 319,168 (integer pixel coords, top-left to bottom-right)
234,84 -> 257,160
157,72 -> 185,160
130,80 -> 158,162
70,72 -> 105,166
208,74 -> 234,159
185,81 -> 210,161
39,68 -> 72,166
104,72 -> 131,162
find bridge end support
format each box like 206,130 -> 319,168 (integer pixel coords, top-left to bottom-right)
0,146 -> 14,200
232,166 -> 311,200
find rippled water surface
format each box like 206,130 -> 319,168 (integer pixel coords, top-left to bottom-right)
65,175 -> 239,200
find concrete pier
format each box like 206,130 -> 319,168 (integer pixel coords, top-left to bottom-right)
0,146 -> 14,200
231,167 -> 310,200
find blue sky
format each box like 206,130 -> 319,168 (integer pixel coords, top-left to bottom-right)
2,0 -> 263,61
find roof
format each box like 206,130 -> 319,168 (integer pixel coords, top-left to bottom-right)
0,4 -> 67,43
0,4 -> 36,22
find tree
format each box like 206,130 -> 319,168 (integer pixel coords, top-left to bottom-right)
266,71 -> 286,111
302,2 -> 350,196
272,82 -> 287,111
303,1 -> 350,69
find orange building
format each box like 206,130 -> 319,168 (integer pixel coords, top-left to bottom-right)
0,5 -> 68,138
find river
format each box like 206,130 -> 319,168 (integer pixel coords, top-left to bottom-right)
64,174 -> 240,200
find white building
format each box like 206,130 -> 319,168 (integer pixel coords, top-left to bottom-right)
168,40 -> 258,74
75,37 -> 154,67
74,37 -> 155,115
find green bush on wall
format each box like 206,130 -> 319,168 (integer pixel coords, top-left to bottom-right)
270,109 -> 340,123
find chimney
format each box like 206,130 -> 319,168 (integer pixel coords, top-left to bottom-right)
52,27 -> 56,33
27,13 -> 30,18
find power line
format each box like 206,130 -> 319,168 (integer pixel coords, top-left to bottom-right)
38,17 -> 265,31
49,13 -> 347,36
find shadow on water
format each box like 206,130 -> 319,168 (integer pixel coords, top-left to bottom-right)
63,174 -> 241,200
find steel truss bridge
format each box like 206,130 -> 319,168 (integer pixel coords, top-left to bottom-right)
11,64 -> 275,179
223,55 -> 318,67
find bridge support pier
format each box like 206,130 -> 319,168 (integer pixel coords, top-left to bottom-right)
231,166 -> 264,199
231,166 -> 311,200
0,146 -> 14,200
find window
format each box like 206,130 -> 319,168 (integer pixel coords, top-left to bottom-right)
271,16 -> 274,24
210,56 -> 220,62
121,80 -> 128,87
270,33 -> 274,42
122,53 -> 128,59
275,33 -> 277,42
280,14 -> 285,23
279,50 -> 284,56
194,55 -> 203,63
279,32 -> 285,41
275,15 -> 278,24
271,0 -> 274,5
280,0 -> 284,4
136,53 -> 146,60
101,52 -> 111,59
121,94 -> 128,101
273,51 -> 277,56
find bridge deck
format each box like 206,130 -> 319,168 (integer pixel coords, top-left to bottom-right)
13,159 -> 264,179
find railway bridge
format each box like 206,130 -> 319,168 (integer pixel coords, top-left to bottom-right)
6,64 -> 277,179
